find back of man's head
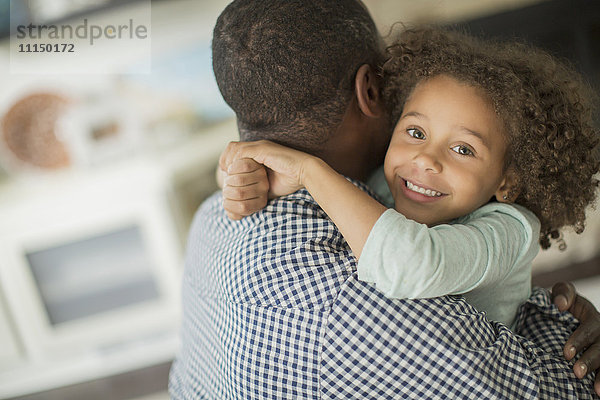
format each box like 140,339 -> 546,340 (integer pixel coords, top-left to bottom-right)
212,0 -> 383,152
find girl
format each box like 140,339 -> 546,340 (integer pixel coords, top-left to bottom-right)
219,28 -> 599,328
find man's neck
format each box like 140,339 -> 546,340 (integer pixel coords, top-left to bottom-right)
315,148 -> 371,182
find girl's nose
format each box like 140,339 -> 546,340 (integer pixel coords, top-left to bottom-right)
412,151 -> 442,173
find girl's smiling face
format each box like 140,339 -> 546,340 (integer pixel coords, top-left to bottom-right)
384,74 -> 513,226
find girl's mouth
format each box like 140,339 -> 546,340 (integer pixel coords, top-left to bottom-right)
405,180 -> 443,197
401,179 -> 447,202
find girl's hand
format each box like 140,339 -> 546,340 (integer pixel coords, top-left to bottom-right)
221,158 -> 269,220
220,140 -> 316,197
221,140 -> 386,258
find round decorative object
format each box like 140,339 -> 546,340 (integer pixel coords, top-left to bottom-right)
1,93 -> 70,169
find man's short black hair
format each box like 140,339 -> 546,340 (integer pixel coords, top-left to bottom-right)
212,0 -> 383,151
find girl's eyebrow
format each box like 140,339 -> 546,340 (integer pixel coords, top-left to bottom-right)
460,127 -> 490,149
400,111 -> 427,120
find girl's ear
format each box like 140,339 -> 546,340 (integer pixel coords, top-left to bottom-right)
495,168 -> 520,203
355,64 -> 384,118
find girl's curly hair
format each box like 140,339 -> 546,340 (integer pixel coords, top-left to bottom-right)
381,27 -> 600,249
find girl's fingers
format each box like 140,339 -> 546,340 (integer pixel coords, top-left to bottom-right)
219,141 -> 239,171
227,158 -> 265,176
223,180 -> 268,202
220,141 -> 268,174
225,210 -> 243,221
223,162 -> 269,202
223,196 -> 267,218
224,165 -> 268,189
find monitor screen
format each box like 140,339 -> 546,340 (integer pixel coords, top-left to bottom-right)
25,226 -> 160,325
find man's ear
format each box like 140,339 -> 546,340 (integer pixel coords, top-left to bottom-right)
495,168 -> 520,203
355,64 -> 384,118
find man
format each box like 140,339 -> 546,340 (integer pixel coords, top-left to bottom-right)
169,1 -> 600,398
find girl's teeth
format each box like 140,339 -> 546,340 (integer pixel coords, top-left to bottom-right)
406,181 -> 442,197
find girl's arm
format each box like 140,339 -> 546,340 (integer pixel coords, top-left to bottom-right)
358,204 -> 540,296
220,140 -> 387,257
301,156 -> 387,258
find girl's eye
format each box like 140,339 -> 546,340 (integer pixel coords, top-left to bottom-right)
407,128 -> 425,140
451,144 -> 475,156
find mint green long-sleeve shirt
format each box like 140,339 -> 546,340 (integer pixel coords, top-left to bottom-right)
362,170 -> 541,327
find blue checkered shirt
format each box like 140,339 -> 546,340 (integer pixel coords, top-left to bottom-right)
169,184 -> 598,399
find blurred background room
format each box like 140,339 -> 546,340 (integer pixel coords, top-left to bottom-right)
0,1 -> 597,399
